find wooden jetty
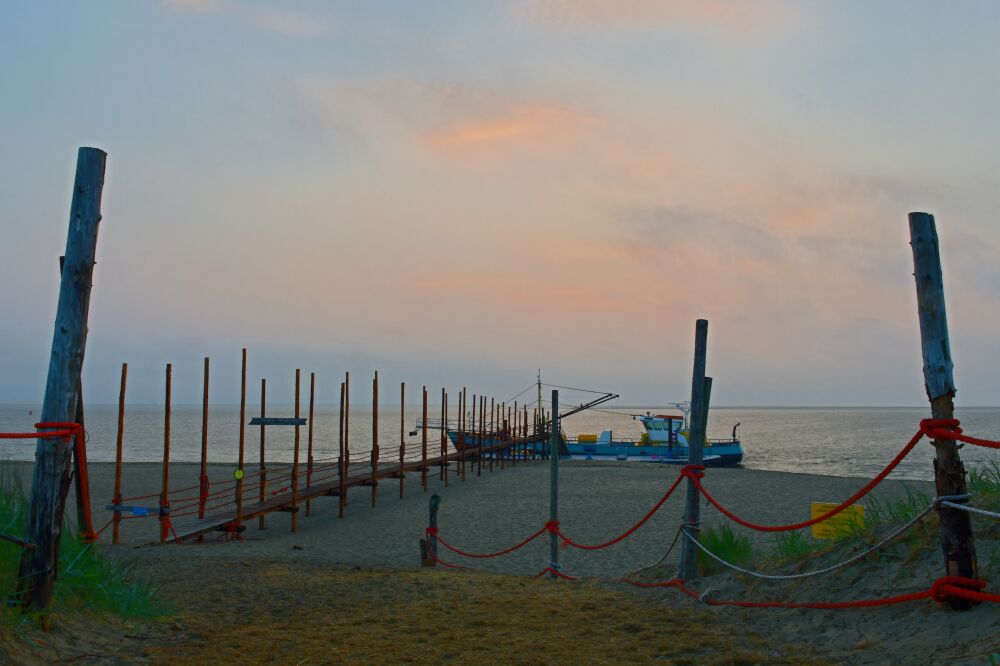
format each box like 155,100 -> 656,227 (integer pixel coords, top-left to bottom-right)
106,353 -> 549,546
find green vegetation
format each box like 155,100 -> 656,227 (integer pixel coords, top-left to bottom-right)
697,523 -> 753,576
0,468 -> 167,625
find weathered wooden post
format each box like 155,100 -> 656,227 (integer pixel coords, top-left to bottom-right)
291,369 -> 301,531
399,382 -> 405,499
159,364 -> 173,544
235,349 -> 247,531
198,358 -> 210,537
306,372 -> 316,516
338,379 -> 346,518
259,378 -> 267,529
19,148 -> 106,611
340,372 -> 350,517
112,363 -> 128,545
371,371 -> 379,507
421,386 -> 429,491
441,389 -> 449,486
548,390 -> 560,578
909,212 -> 978,609
678,319 -> 709,581
421,494 -> 440,567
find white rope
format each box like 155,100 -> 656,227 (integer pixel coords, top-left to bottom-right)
685,500 -> 939,581
940,501 -> 1000,520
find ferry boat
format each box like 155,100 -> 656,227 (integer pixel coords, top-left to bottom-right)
563,412 -> 743,467
428,375 -> 744,467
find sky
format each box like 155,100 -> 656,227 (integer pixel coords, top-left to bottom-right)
2,1 -> 1000,407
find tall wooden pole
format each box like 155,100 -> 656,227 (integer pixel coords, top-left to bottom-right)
19,147 -> 106,612
112,363 -> 127,545
338,378 -> 346,518
236,349 -> 246,530
343,372 -> 350,514
679,319 -> 709,581
159,364 -> 172,545
400,382 -> 406,499
548,390 -> 560,579
198,357 -> 210,540
421,387 -> 429,491
909,212 -> 978,610
291,369 -> 301,531
372,371 -> 379,507
306,372 -> 316,517
259,378 -> 267,529
441,389 -> 448,486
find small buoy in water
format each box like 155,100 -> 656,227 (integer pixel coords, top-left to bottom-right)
28,409 -> 32,416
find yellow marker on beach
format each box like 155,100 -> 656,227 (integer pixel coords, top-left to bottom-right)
810,502 -> 864,539
234,468 -> 245,480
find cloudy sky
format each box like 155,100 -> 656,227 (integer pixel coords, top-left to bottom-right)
2,1 -> 999,406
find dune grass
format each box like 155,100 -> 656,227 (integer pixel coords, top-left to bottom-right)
0,467 -> 167,627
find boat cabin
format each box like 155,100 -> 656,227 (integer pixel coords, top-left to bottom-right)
638,414 -> 685,444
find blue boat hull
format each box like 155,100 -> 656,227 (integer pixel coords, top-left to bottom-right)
447,432 -> 743,467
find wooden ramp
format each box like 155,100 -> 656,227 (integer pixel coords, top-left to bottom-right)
165,438 -> 540,543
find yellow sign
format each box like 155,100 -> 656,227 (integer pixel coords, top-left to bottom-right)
234,468 -> 245,480
810,502 -> 864,539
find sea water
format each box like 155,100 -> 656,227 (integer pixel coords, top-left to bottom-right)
1,404 -> 997,482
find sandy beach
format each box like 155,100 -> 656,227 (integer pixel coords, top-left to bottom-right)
4,459 -> 998,663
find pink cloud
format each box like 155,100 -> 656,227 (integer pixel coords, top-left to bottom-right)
422,104 -> 595,150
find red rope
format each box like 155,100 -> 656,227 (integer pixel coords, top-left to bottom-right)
686,424 -> 930,532
0,422 -> 83,440
533,567 -> 577,580
624,575 -> 997,609
556,472 -> 686,550
922,418 -> 1000,449
430,524 -> 549,559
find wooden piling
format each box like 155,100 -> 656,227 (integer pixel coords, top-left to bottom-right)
371,371 -> 380,507
461,388 -> 467,481
236,349 -> 247,529
909,212 -> 978,609
427,494 -> 440,566
400,382 -> 405,499
338,379 -> 346,518
343,372 -> 350,516
20,147 -> 106,612
160,364 -> 172,544
291,369 -> 301,532
198,357 -> 210,541
421,386 -> 428,491
679,319 -> 709,581
259,378 -> 267,529
549,390 -> 560,578
112,363 -> 127,545
306,372 -> 316,517
441,389 -> 449,486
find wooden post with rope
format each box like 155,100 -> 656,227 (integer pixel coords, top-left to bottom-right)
291,369 -> 301,531
306,372 -> 315,516
678,319 -> 708,581
159,364 -> 172,544
548,389 -> 560,578
421,386 -> 428,491
112,363 -> 127,545
399,382 -> 405,499
337,379 -> 346,518
441,389 -> 449,486
371,371 -> 379,507
19,147 -> 106,613
236,349 -> 247,531
259,378 -> 267,529
908,211 -> 978,610
198,357 -> 210,541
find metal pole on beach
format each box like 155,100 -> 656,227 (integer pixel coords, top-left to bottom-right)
678,319 -> 708,581
549,389 -> 560,579
909,212 -> 978,610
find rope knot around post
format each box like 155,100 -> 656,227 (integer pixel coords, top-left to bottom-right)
920,418 -> 963,439
680,464 -> 705,479
931,576 -> 986,603
35,422 -> 84,441
544,519 -> 560,534
425,526 -> 439,537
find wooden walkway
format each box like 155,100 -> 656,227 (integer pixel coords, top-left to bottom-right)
165,438 -> 542,543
